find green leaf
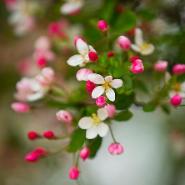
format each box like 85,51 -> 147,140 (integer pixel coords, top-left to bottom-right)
115,93 -> 135,110
114,10 -> 137,32
87,137 -> 102,158
68,128 -> 86,153
161,104 -> 171,114
114,110 -> 133,121
143,102 -> 156,112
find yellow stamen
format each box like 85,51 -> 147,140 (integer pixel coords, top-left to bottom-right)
103,81 -> 110,90
92,113 -> 101,125
140,42 -> 150,52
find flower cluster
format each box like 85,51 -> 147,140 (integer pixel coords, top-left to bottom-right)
9,1 -> 185,182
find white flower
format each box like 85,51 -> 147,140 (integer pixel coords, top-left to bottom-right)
131,28 -> 155,55
88,73 -> 123,102
60,0 -> 84,15
67,38 -> 96,67
169,82 -> 185,98
79,108 -> 109,139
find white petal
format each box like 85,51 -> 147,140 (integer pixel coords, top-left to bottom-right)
106,88 -> 115,102
92,86 -> 105,99
76,38 -> 89,56
131,44 -> 140,52
60,1 -> 82,15
111,79 -> 123,89
27,91 -> 45,102
179,92 -> 185,98
105,76 -> 113,83
97,108 -> 108,121
140,44 -> 155,55
88,73 -> 104,84
97,123 -> 109,137
67,54 -> 84,66
79,117 -> 93,129
89,45 -> 96,52
86,127 -> 98,139
135,28 -> 144,46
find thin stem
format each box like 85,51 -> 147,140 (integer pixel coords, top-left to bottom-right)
108,124 -> 117,143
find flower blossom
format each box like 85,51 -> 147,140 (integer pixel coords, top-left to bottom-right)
88,73 -> 123,102
154,60 -> 168,72
60,0 -> 84,15
67,38 -> 97,67
76,68 -> 93,81
169,82 -> 185,106
131,28 -> 155,55
78,108 -> 109,139
108,143 -> 124,155
130,59 -> 144,74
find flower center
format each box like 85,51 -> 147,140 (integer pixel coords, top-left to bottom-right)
103,81 -> 110,90
92,113 -> 101,125
140,42 -> 150,51
173,83 -> 181,92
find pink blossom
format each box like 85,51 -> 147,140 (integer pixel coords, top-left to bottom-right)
129,55 -> 139,63
96,96 -> 106,107
11,102 -> 30,113
130,59 -> 144,74
35,36 -> 51,51
97,20 -> 109,32
117,36 -> 131,51
170,94 -> 182,107
154,60 -> 168,72
36,57 -> 47,69
172,64 -> 185,75
80,147 -> 90,161
69,166 -> 80,180
36,67 -> 55,86
56,110 -> 73,124
76,68 -> 93,81
108,143 -> 124,155
86,80 -> 96,94
104,104 -> 116,118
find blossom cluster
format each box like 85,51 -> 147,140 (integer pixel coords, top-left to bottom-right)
7,0 -> 185,181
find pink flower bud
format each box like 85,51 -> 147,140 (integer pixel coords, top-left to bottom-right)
43,130 -> 55,139
117,36 -> 131,51
69,166 -> 80,180
36,57 -> 47,69
76,68 -> 93,81
56,110 -> 73,124
97,20 -> 109,32
172,64 -> 185,75
28,131 -> 39,140
129,55 -> 139,63
86,80 -> 96,94
104,104 -> 116,118
154,60 -> 168,72
108,143 -> 124,155
96,96 -> 106,107
25,152 -> 39,162
80,147 -> 90,161
11,102 -> 30,113
130,59 -> 144,74
107,51 -> 114,58
170,94 -> 182,107
88,51 -> 98,62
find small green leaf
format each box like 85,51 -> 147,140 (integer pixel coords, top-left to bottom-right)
143,102 -> 156,112
115,93 -> 135,110
161,104 -> 171,114
87,137 -> 102,158
68,128 -> 86,153
114,110 -> 133,121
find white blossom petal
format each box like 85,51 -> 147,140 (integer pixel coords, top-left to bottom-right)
140,44 -> 155,55
110,79 -> 123,89
97,108 -> 108,121
131,44 -> 140,52
135,28 -> 144,46
86,126 -> 98,139
76,38 -> 89,56
89,45 -> 96,52
60,1 -> 82,15
92,86 -> 105,99
106,88 -> 115,102
97,123 -> 109,137
27,91 -> 45,102
67,54 -> 84,66
79,117 -> 93,129
88,73 -> 105,84
105,76 -> 113,83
